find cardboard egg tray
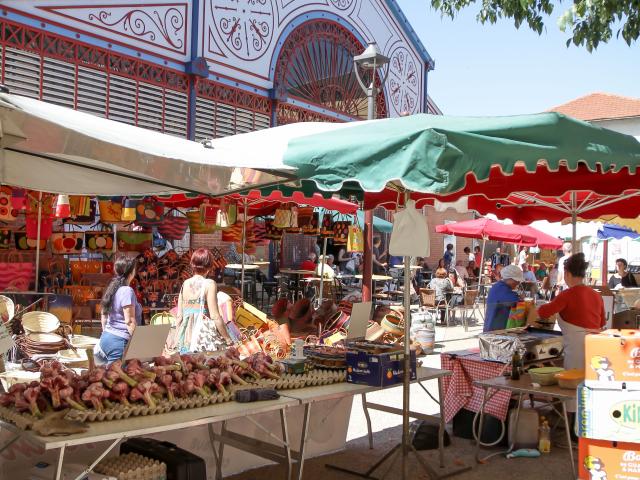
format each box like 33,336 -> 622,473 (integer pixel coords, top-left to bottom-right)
0,369 -> 347,429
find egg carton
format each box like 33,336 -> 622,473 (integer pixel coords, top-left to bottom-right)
65,391 -> 233,423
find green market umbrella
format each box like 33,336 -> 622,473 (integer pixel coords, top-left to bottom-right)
356,210 -> 392,233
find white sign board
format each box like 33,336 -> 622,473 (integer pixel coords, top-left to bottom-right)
347,301 -> 371,340
123,324 -> 170,361
0,322 -> 14,355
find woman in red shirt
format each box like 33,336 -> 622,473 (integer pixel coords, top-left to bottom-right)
537,253 -> 605,371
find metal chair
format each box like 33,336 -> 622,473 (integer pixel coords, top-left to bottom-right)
451,288 -> 483,331
419,288 -> 451,326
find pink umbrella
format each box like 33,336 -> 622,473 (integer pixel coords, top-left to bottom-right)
518,225 -> 562,250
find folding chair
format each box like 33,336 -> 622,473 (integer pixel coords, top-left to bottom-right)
419,288 -> 451,326
451,288 -> 483,332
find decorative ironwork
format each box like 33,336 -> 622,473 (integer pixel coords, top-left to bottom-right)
39,4 -> 188,54
195,78 -> 271,115
329,0 -> 356,10
276,103 -> 342,125
0,18 -> 189,136
388,46 -> 419,115
274,20 -> 386,120
211,0 -> 275,60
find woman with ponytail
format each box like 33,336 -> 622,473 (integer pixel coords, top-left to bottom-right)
95,256 -> 141,364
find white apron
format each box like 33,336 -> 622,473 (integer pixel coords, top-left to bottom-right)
558,317 -> 600,413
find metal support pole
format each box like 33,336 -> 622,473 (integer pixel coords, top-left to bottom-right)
571,191 -> 578,253
477,237 -> 487,288
240,199 -> 248,298
35,191 -> 42,292
602,239 -> 609,286
363,210 -> 374,302
401,191 -> 411,480
318,233 -> 328,304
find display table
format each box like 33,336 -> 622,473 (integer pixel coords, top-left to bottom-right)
440,350 -> 511,423
0,367 -> 451,480
473,374 -> 576,477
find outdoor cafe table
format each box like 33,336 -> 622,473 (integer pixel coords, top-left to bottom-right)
278,269 -> 315,301
0,367 -> 451,480
474,373 -> 576,477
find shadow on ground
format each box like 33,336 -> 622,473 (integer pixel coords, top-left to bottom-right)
226,424 -> 574,480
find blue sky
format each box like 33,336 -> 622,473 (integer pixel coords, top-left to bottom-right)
396,1 -> 640,116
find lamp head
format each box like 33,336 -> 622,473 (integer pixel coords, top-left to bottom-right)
354,42 -> 389,70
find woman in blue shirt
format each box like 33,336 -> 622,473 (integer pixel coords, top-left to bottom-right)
484,264 -> 523,332
96,256 -> 142,364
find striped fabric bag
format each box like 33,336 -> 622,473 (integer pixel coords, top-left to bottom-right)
158,209 -> 189,240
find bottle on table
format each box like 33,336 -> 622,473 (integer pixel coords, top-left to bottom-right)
538,420 -> 551,453
511,351 -> 521,380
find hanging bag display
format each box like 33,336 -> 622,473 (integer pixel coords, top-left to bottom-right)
347,217 -> 364,253
320,213 -> 334,238
302,212 -> 320,236
0,229 -> 11,249
116,231 -> 153,252
85,224 -> 115,253
199,199 -> 218,225
264,219 -> 283,240
285,205 -> 301,233
25,214 -> 54,241
14,231 -> 47,250
135,198 -> 164,227
186,209 -> 216,234
272,207 -> 292,229
0,187 -> 18,222
97,197 -> 126,224
215,200 -> 237,228
67,196 -> 96,225
50,231 -> 84,254
332,219 -> 351,245
157,208 -> 189,241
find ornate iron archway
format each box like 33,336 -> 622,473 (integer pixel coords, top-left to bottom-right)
274,20 -> 386,123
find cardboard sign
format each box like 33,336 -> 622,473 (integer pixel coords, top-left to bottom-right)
0,322 -> 15,355
578,383 -> 640,442
585,329 -> 640,390
579,437 -> 640,480
347,301 -> 371,340
123,324 -> 170,361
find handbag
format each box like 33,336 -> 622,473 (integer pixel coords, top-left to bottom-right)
0,229 -> 12,249
332,220 -> 351,244
0,261 -> 35,290
215,200 -> 237,228
264,219 -> 283,240
187,209 -> 216,234
297,207 -> 314,231
199,200 -> 218,225
0,187 -> 18,222
347,224 -> 364,253
116,231 -> 153,252
302,212 -> 320,236
221,219 -> 252,243
67,196 -> 96,225
135,199 -> 164,226
98,197 -> 126,224
320,214 -> 334,238
25,214 -> 54,240
272,208 -> 292,228
50,232 -> 84,254
158,209 -> 189,241
85,230 -> 115,253
14,231 -> 47,250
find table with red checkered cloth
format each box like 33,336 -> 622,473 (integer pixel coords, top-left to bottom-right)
441,349 -> 512,423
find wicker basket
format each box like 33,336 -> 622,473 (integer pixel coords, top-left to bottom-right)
419,288 -> 436,307
0,295 -> 15,323
21,311 -> 60,333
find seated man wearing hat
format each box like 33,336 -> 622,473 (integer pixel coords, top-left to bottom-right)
484,264 -> 524,332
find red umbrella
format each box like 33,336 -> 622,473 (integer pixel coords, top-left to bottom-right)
518,225 -> 563,249
435,218 -> 537,243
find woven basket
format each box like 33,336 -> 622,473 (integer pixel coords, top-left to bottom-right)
381,314 -> 404,336
21,311 -> 60,333
0,295 -> 15,323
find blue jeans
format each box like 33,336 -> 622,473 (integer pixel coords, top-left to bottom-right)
96,331 -> 128,365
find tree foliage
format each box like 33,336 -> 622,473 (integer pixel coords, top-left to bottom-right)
430,0 -> 640,51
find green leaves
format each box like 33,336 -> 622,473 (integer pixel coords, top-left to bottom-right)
430,0 -> 639,50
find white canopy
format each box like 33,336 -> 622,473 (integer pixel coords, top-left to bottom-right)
0,91 -> 295,196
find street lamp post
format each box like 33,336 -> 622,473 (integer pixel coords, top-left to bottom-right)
353,42 -> 389,303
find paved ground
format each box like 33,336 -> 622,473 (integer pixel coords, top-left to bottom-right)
228,317 -> 577,480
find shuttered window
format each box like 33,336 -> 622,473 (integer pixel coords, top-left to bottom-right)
3,47 -> 40,98
108,75 -> 136,125
195,98 -> 271,140
77,66 -> 107,117
42,57 -> 75,108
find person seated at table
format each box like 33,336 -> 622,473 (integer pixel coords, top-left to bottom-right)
535,262 -> 548,281
315,255 -> 336,279
484,265 -> 523,332
372,236 -> 387,274
467,260 -> 480,281
608,257 -> 638,289
454,260 -> 469,282
491,263 -> 504,282
299,252 -> 317,277
521,263 -> 539,296
448,269 -> 465,306
538,253 -> 605,372
429,268 -> 453,323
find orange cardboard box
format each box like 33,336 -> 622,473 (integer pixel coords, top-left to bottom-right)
579,437 -> 640,479
585,329 -> 640,390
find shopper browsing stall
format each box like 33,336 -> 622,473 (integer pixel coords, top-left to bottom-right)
484,265 -> 523,332
95,256 -> 142,365
171,248 -> 232,353
538,253 -> 606,371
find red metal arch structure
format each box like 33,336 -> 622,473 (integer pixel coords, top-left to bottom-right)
274,20 -> 387,125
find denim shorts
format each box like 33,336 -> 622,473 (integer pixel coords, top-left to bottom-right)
96,331 -> 128,365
